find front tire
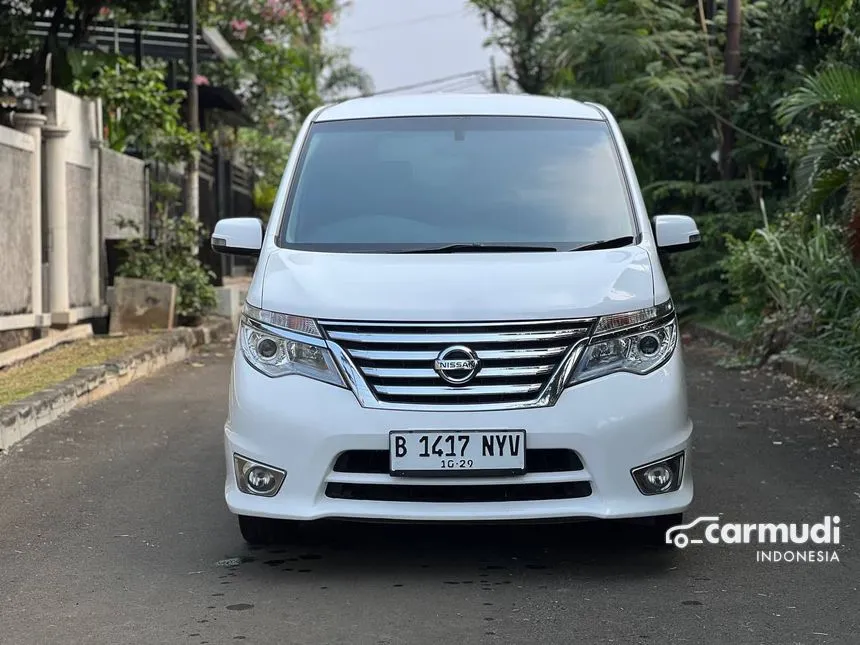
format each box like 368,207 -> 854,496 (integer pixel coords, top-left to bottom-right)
238,515 -> 285,546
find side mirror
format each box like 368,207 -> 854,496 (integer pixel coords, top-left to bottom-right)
211,217 -> 265,257
653,215 -> 701,253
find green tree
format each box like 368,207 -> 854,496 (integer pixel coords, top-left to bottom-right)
73,57 -> 203,163
471,0 -> 562,94
198,0 -> 373,188
776,65 -> 860,217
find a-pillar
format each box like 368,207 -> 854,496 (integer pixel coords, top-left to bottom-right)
43,124 -> 72,327
12,112 -> 49,329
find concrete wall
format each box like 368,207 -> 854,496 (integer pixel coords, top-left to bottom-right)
101,148 -> 147,239
44,88 -> 102,318
0,89 -> 148,346
50,89 -> 96,168
67,163 -> 93,308
0,126 -> 35,316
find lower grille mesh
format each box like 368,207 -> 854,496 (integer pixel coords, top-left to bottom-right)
325,481 -> 592,503
333,449 -> 584,474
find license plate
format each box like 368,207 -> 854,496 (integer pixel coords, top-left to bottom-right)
389,430 -> 526,476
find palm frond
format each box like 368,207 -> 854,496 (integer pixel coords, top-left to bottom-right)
775,65 -> 860,126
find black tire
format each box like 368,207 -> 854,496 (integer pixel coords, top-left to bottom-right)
238,515 -> 285,546
648,512 -> 684,548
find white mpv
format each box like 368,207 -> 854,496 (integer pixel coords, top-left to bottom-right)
212,93 -> 700,545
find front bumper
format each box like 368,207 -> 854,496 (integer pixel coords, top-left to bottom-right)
224,349 -> 694,522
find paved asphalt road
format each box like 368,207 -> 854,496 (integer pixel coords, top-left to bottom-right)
1,337 -> 858,645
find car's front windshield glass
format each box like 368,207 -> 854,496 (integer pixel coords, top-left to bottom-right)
279,115 -> 636,252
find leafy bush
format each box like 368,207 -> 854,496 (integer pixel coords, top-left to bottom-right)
664,209 -> 761,314
723,214 -> 860,384
116,213 -> 217,325
74,57 -> 205,163
253,181 -> 279,223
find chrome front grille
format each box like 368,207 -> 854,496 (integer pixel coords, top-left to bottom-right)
319,319 -> 595,407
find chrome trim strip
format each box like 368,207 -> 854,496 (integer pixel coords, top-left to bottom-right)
349,346 -> 569,362
375,383 -> 543,397
319,318 -> 597,328
362,365 -> 555,379
325,328 -> 590,344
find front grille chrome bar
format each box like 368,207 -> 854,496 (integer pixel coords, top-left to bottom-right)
375,383 -> 544,397
319,318 -> 596,411
362,365 -> 555,379
325,328 -> 590,345
348,346 -> 569,362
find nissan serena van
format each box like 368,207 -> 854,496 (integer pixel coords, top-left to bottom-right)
211,93 -> 701,545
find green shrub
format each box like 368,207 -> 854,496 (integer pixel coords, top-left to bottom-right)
664,209 -> 761,314
116,214 -> 217,325
723,214 -> 860,385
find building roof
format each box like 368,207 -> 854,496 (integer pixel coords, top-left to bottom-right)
315,93 -> 606,122
27,20 -> 237,63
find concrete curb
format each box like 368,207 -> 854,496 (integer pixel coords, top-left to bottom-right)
685,321 -> 860,417
0,317 -> 234,453
0,324 -> 94,370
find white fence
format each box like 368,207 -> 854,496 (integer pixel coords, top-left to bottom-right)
0,89 -> 148,348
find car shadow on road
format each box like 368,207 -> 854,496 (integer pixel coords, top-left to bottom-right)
223,518 -> 685,581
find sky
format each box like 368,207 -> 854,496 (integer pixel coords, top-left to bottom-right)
329,0 -> 500,95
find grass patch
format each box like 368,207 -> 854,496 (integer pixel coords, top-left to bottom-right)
0,334 -> 160,406
699,307 -> 761,340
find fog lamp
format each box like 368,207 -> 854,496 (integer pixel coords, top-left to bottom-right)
643,464 -> 673,491
234,454 -> 286,497
247,467 -> 276,492
631,452 -> 684,495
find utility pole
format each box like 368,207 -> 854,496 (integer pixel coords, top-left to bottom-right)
720,0 -> 741,180
490,55 -> 501,93
186,0 -> 200,221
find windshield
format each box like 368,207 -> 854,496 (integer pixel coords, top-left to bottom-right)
279,115 -> 636,252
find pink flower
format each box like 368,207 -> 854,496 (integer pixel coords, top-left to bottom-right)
230,18 -> 249,39
99,6 -> 111,17
194,74 -> 210,86
322,11 -> 334,25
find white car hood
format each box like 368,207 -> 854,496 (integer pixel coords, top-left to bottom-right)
258,246 -> 655,322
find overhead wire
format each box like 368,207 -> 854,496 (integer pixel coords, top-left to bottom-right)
431,77 -> 489,93
337,10 -> 467,36
371,70 -> 486,96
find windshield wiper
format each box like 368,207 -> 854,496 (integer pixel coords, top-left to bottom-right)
568,236 -> 635,252
401,243 -> 559,254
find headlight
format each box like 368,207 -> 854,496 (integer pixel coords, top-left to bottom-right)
569,301 -> 678,384
239,304 -> 345,386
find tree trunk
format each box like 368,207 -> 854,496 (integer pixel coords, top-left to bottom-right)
720,0 -> 741,180
849,174 -> 860,264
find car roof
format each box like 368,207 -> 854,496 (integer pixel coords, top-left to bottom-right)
315,93 -> 606,122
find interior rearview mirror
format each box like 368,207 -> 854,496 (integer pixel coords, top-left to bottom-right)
653,215 -> 701,253
211,217 -> 265,257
